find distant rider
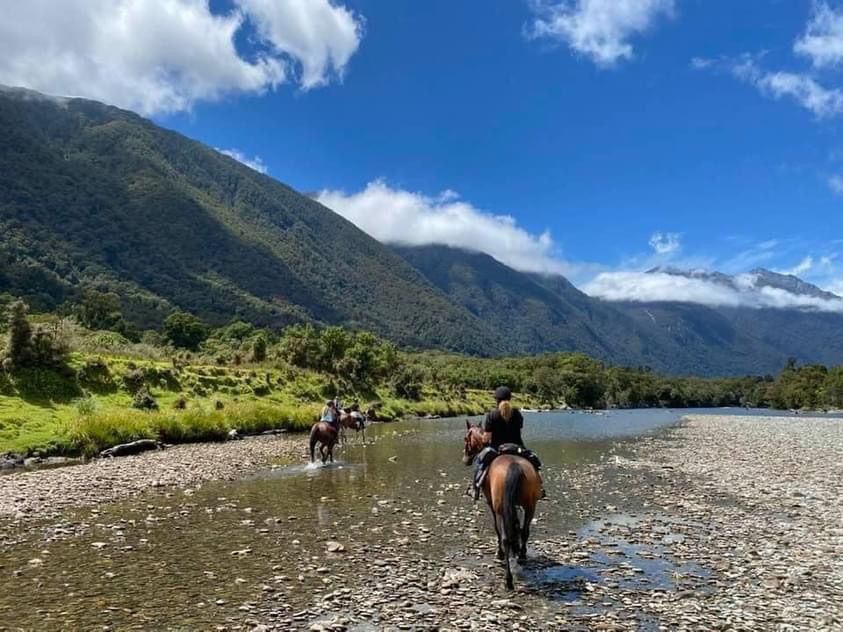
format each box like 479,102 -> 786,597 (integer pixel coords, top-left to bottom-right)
471,386 -> 545,500
320,400 -> 340,432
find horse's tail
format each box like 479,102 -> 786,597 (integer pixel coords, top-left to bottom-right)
502,461 -> 523,558
309,425 -> 319,462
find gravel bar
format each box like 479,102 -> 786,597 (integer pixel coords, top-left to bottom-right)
0,435 -> 307,525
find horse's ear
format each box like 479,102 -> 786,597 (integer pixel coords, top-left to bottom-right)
465,419 -> 471,430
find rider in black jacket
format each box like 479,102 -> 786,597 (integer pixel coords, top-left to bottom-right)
471,386 -> 544,500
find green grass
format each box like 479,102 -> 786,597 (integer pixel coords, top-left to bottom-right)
0,355 -> 522,458
66,400 -> 319,456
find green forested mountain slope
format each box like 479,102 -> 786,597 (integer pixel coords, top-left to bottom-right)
393,245 -> 683,370
393,245 -> 843,376
3,87 -> 843,375
0,88 -> 499,353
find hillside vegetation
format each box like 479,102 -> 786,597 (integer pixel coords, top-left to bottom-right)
4,88 -> 843,376
397,245 -> 843,375
0,88 -> 497,354
2,300 -> 841,459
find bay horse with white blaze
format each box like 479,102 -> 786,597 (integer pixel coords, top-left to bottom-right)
463,420 -> 541,590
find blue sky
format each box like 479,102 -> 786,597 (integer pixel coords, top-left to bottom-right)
3,0 -> 843,304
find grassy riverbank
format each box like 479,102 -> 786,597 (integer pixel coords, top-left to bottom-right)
0,353 -> 507,458
3,303 -> 842,459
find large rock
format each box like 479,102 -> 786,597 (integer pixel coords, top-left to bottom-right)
99,439 -> 162,458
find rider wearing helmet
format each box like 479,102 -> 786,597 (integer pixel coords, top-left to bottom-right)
471,386 -> 544,500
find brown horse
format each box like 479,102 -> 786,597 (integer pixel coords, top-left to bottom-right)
463,420 -> 541,590
338,409 -> 366,444
309,422 -> 338,464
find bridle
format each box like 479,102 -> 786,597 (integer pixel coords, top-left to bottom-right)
463,424 -> 489,464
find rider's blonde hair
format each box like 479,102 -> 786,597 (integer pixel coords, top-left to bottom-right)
498,400 -> 513,422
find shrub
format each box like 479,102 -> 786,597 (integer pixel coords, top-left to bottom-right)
75,396 -> 98,416
132,386 -> 159,411
30,326 -> 71,372
77,358 -> 113,391
75,289 -> 123,332
173,395 -> 188,410
164,311 -> 207,350
122,367 -> 146,393
5,300 -> 33,367
251,335 -> 268,363
392,365 -> 425,400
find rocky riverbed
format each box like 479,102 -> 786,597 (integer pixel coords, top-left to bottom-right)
0,435 -> 308,531
246,414 -> 842,631
1,413 -> 841,631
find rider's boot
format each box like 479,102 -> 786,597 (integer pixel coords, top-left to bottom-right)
538,473 -> 547,500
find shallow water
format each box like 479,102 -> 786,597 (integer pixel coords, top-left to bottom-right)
0,408 -> 833,629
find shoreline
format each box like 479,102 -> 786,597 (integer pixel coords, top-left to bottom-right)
3,402 -> 841,468
0,433 -> 308,529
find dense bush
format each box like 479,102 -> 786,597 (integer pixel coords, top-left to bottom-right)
77,358 -> 113,391
3,300 -> 70,372
164,311 -> 207,350
132,386 -> 159,411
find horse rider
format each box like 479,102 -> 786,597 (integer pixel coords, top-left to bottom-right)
320,400 -> 340,432
348,401 -> 366,428
471,386 -> 545,501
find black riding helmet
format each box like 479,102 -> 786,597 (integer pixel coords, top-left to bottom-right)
494,386 -> 512,402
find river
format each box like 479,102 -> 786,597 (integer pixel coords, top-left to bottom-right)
0,407 -> 830,630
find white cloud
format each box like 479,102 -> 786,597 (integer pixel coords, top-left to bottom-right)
690,56 -> 715,70
236,0 -> 363,90
217,148 -> 268,174
648,231 -> 681,255
732,57 -> 843,118
777,256 -> 814,277
316,180 -> 572,276
828,174 -> 843,194
830,277 -> 843,296
0,0 -> 363,115
584,270 -> 843,312
794,1 -> 843,68
701,6 -> 843,119
526,0 -> 674,67
584,271 -> 746,306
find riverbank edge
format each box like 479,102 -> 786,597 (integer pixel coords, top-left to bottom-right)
0,395 -> 498,466
7,400 -> 839,471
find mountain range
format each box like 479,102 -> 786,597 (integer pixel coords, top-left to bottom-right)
1,86 -> 842,376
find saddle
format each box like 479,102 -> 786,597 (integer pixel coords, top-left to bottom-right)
478,443 -> 542,471
470,444 -> 542,501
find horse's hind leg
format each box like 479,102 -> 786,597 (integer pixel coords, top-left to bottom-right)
490,506 -> 504,560
503,541 -> 514,590
519,507 -> 534,562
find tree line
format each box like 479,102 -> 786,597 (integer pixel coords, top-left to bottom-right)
2,295 -> 843,411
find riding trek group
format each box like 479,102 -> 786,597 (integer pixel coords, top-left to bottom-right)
308,386 -> 545,590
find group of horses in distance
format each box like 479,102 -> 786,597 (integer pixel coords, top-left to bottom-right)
307,411 -> 541,591
308,408 -> 366,463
